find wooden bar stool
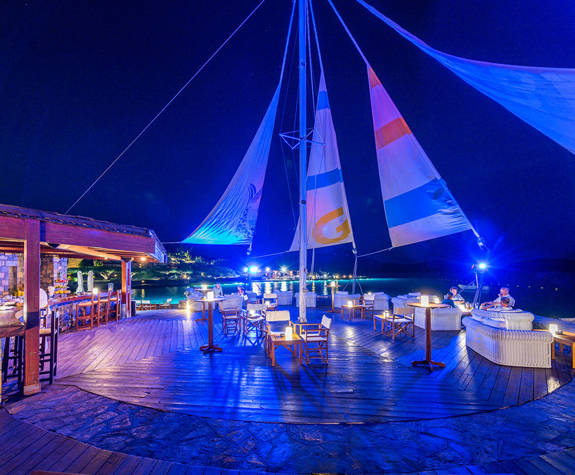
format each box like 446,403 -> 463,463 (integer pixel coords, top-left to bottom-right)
39,311 -> 59,384
97,293 -> 110,325
2,333 -> 24,387
76,295 -> 96,330
108,291 -> 121,322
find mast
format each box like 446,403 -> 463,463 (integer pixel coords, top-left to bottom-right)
297,0 -> 308,322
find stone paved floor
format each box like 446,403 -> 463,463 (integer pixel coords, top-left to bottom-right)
8,378 -> 575,473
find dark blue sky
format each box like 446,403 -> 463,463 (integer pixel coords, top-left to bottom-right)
1,0 -> 574,268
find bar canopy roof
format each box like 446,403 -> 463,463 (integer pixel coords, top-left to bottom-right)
0,203 -> 167,262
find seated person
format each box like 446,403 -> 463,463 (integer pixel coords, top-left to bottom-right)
445,286 -> 465,304
494,296 -> 512,310
442,292 -> 456,308
214,283 -> 223,297
481,287 -> 515,310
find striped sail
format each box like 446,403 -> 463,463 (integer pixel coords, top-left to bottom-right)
290,74 -> 354,251
367,67 -> 472,248
183,87 -> 280,246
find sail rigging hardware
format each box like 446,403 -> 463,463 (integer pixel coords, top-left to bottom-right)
279,129 -> 322,149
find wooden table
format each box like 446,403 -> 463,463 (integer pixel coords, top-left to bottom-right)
408,303 -> 448,372
341,304 -> 365,321
267,332 -> 302,367
196,298 -> 224,353
551,331 -> 575,368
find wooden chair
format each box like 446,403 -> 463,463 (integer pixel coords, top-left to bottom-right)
264,310 -> 292,355
385,313 -> 415,340
362,295 -> 375,319
263,293 -> 278,311
220,298 -> 243,336
243,303 -> 266,337
299,315 -> 332,364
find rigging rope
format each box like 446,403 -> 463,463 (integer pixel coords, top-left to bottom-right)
65,0 -> 267,214
358,246 -> 392,258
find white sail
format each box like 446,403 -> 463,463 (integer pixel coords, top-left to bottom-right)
367,67 -> 473,248
290,74 -> 354,251
183,87 -> 280,246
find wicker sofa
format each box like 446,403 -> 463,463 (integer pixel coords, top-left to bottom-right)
463,315 -> 552,368
414,306 -> 463,331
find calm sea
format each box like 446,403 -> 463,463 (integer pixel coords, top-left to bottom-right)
132,277 -> 574,319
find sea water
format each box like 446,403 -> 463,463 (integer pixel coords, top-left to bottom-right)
132,277 -> 574,319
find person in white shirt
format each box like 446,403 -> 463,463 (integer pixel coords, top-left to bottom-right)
445,286 -> 465,303
481,287 -> 515,309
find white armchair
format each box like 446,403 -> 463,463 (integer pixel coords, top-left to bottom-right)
277,291 -> 293,306
414,306 -> 463,331
392,294 -> 419,316
295,292 -> 317,308
334,291 -> 361,309
364,292 -> 390,311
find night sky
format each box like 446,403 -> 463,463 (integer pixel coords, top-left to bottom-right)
1,0 -> 574,270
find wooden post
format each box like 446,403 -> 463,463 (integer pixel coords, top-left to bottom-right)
121,259 -> 132,318
24,219 -> 41,395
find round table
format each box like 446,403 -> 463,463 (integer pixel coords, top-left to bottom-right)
195,298 -> 224,353
408,302 -> 449,372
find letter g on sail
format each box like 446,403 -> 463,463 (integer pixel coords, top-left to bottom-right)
313,207 -> 351,245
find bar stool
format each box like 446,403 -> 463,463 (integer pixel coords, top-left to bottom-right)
39,312 -> 59,384
97,293 -> 110,325
2,334 -> 23,387
76,295 -> 96,330
108,291 -> 121,322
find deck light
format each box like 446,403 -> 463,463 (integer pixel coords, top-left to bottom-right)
330,281 -> 336,288
477,261 -> 488,271
248,265 -> 259,274
280,266 -> 287,273
206,291 -> 215,300
201,284 -> 208,291
265,266 -> 271,273
549,324 -> 558,336
243,267 -> 248,273
433,296 -> 440,304
92,287 -> 99,295
347,300 -> 352,307
420,295 -> 429,306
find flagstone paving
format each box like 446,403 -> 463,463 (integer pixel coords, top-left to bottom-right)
2,309 -> 575,473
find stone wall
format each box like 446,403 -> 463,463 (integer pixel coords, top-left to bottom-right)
0,253 -> 68,295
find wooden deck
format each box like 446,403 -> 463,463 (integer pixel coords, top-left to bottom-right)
33,308 -> 572,424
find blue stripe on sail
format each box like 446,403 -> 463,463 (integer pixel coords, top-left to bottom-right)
307,168 -> 342,191
317,91 -> 330,110
385,178 -> 459,228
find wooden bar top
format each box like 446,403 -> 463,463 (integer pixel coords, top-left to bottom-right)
0,323 -> 25,338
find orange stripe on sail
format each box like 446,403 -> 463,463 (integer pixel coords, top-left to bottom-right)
375,117 -> 411,148
368,68 -> 381,89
